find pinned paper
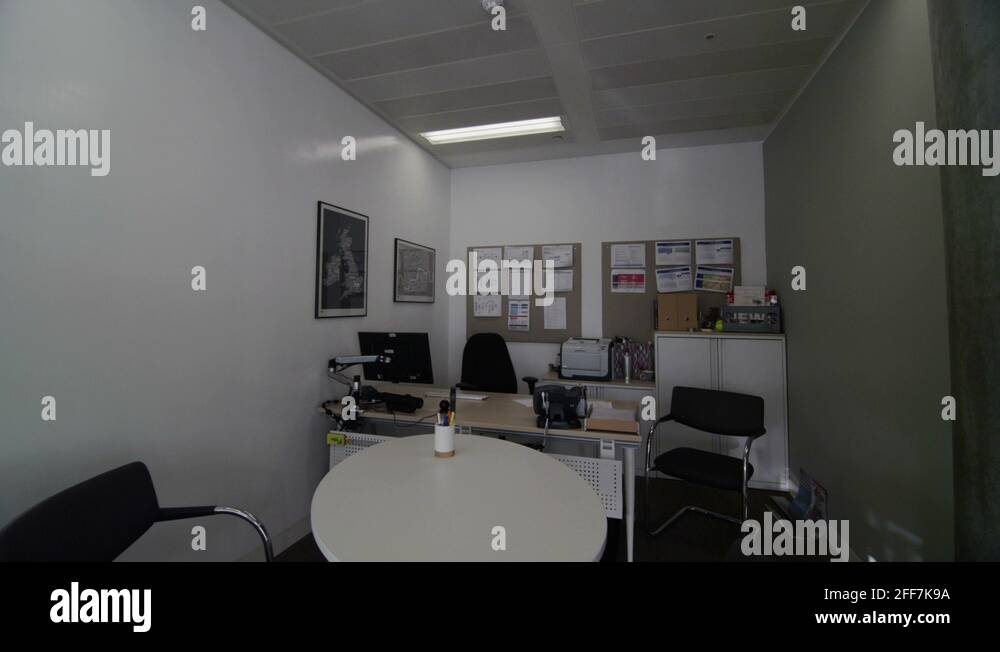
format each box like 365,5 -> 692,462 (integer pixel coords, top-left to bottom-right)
503,245 -> 533,262
508,300 -> 530,331
695,239 -> 734,265
543,297 -> 567,330
694,265 -> 734,293
553,269 -> 573,292
656,267 -> 693,293
472,247 -> 502,295
655,240 -> 692,266
611,243 -> 645,268
611,269 -> 646,293
474,295 -> 502,317
541,244 -> 573,268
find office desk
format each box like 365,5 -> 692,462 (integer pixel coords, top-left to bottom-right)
540,370 -> 656,393
311,434 -> 608,561
539,371 -> 657,480
354,383 -> 640,561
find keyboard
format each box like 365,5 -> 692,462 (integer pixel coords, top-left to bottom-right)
376,392 -> 424,413
424,390 -> 488,401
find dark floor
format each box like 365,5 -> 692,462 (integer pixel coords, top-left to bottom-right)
278,477 -> 785,562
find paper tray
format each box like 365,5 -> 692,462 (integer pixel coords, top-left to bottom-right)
585,417 -> 639,434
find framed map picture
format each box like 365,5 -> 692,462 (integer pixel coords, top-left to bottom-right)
315,202 -> 368,318
393,238 -> 435,303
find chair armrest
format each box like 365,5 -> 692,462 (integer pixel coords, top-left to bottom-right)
522,376 -> 538,394
157,506 -> 216,521
645,415 -> 674,472
157,505 -> 273,562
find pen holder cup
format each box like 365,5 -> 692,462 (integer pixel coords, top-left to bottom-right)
434,424 -> 455,458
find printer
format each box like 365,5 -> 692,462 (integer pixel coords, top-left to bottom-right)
559,337 -> 612,381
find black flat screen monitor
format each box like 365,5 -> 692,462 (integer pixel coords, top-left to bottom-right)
358,332 -> 433,384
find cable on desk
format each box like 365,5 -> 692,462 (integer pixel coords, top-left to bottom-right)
389,411 -> 436,428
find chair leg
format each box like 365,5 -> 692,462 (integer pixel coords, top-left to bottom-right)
644,471 -> 746,537
741,482 -> 749,522
648,504 -> 741,537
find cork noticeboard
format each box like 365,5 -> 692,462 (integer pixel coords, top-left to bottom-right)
602,238 -> 742,342
465,243 -> 581,344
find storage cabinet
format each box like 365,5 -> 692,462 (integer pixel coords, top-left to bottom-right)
654,333 -> 788,490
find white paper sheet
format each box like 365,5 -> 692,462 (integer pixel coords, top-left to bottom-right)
553,269 -> 573,292
541,244 -> 573,268
611,243 -> 645,268
508,299 -> 530,331
732,285 -> 766,305
503,251 -> 534,298
611,268 -> 646,293
503,245 -> 533,262
656,266 -> 693,293
472,247 -> 503,295
655,240 -> 692,266
695,239 -> 734,265
543,297 -> 567,330
505,269 -> 532,298
694,265 -> 735,293
472,247 -> 502,265
473,295 -> 502,317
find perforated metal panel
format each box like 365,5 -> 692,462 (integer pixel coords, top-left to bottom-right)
327,432 -> 622,520
328,432 -> 393,468
549,454 -> 623,520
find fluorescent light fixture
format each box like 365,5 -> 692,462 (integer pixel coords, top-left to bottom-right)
421,116 -> 565,145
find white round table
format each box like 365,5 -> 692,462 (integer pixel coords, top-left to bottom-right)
311,434 -> 607,561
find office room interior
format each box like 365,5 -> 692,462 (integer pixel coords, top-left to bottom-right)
0,0 -> 996,567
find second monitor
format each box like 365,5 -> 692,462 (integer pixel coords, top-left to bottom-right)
358,332 -> 433,384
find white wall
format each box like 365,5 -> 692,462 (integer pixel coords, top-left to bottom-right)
448,143 -> 767,388
0,0 -> 451,560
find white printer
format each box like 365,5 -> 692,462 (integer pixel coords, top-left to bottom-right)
559,337 -> 612,381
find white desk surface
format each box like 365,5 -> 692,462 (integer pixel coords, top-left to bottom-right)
360,382 -> 641,445
311,434 -> 608,562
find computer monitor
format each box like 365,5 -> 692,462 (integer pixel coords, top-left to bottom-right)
358,332 -> 434,384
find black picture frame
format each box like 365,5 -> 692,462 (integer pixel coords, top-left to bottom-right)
315,202 -> 369,318
393,238 -> 436,303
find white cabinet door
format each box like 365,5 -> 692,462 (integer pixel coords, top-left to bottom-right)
654,336 -> 719,463
718,338 -> 788,490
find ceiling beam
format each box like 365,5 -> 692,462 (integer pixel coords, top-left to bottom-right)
523,0 -> 599,145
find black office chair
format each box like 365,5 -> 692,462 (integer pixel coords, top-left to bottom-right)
457,332 -> 537,394
645,386 -> 766,536
0,461 -> 273,562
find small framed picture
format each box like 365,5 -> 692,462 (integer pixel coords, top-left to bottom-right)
394,238 -> 436,303
315,202 -> 368,318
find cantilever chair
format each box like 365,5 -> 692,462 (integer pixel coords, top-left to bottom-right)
457,332 -> 537,394
0,461 -> 272,562
645,386 -> 765,535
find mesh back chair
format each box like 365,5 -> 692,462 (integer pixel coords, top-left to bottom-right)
457,332 -> 537,394
645,386 -> 765,535
0,461 -> 272,562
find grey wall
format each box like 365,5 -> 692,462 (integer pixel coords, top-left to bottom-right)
927,0 -> 1000,561
763,0 -> 953,560
0,0 -> 451,560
